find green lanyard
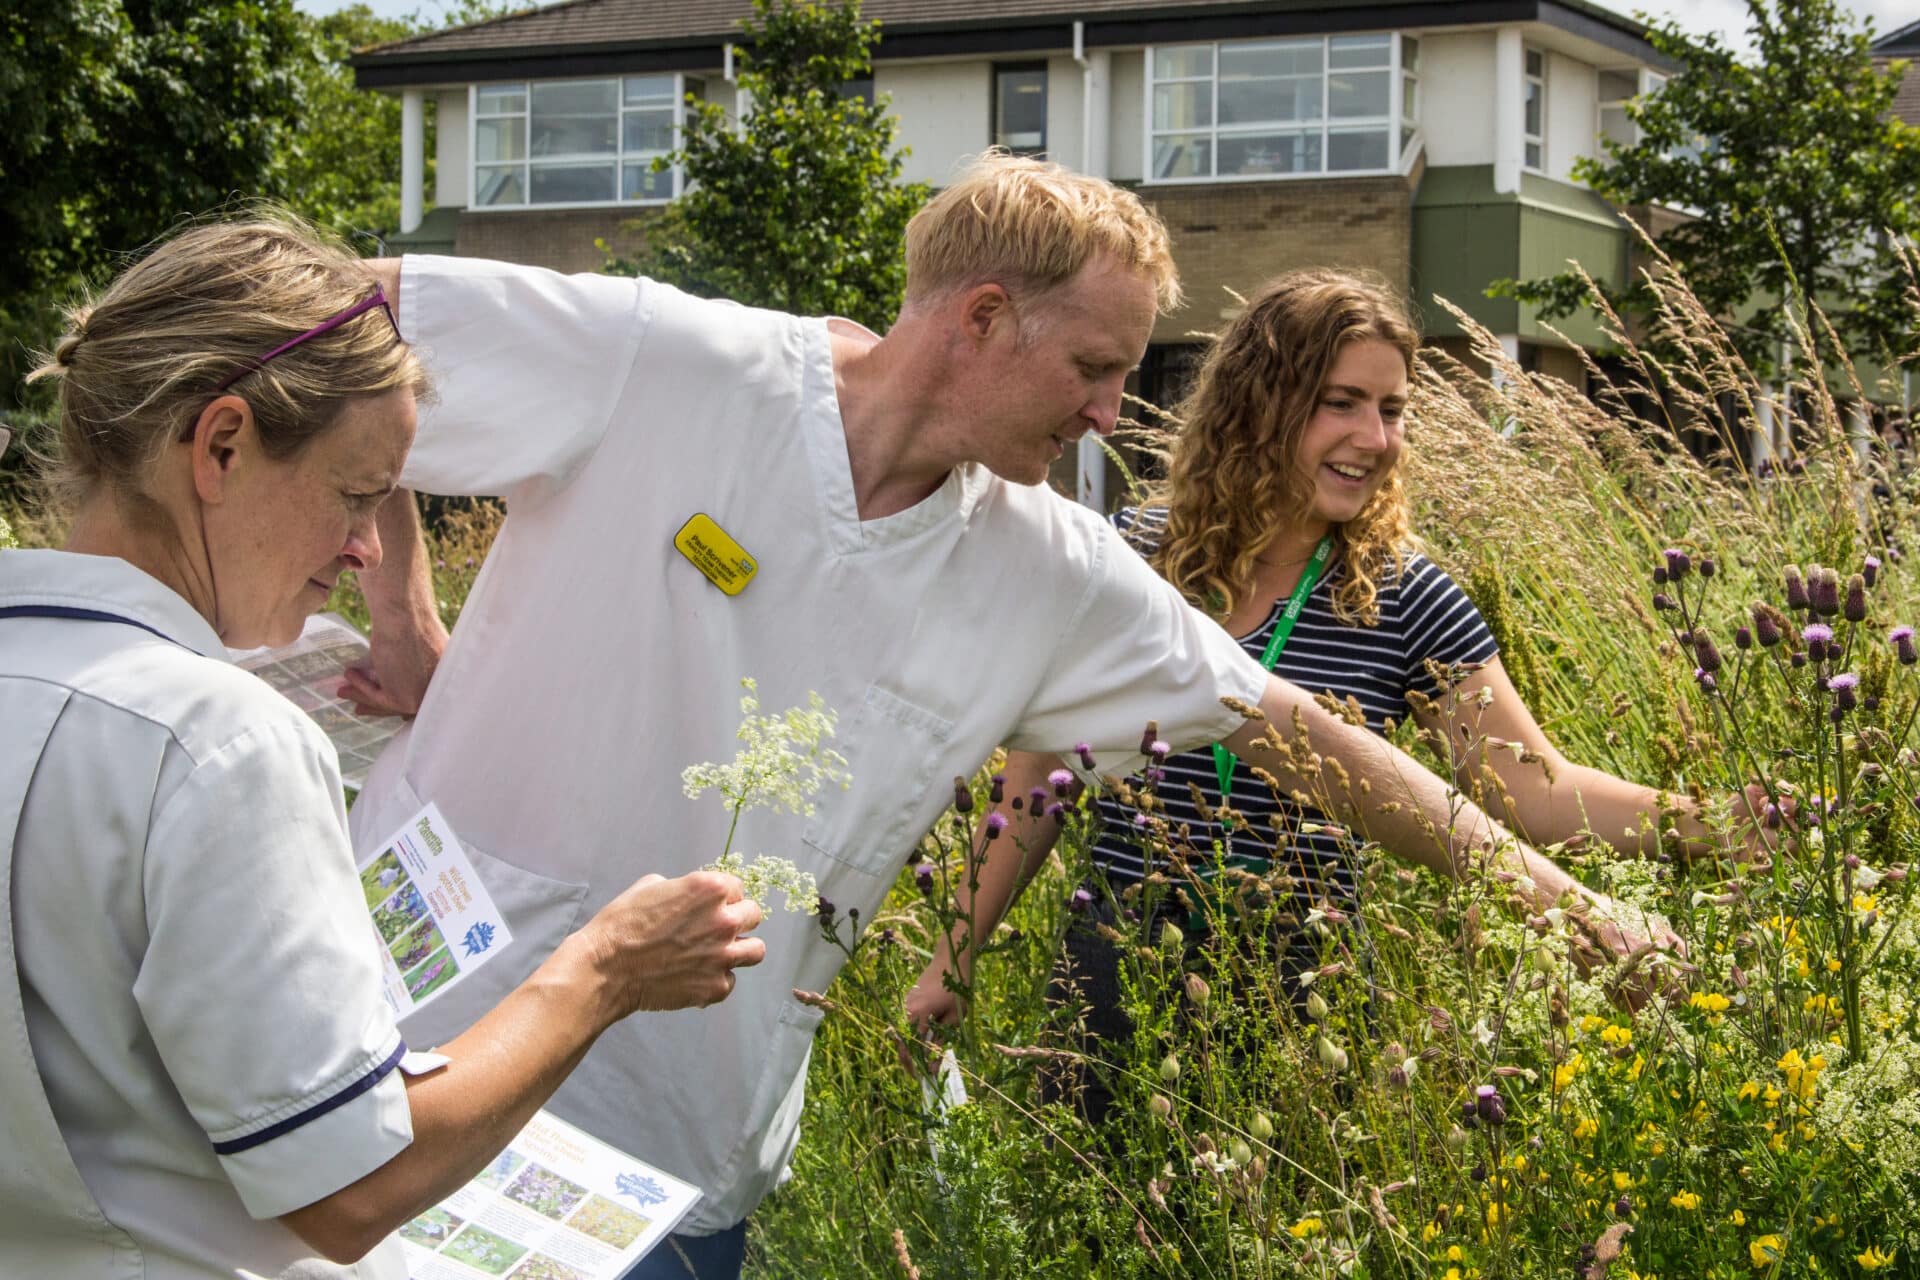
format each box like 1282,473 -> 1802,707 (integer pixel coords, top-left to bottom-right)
1211,536 -> 1333,819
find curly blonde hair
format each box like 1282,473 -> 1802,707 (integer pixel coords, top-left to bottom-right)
1148,268 -> 1417,625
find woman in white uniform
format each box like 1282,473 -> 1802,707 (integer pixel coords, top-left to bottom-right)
0,215 -> 766,1277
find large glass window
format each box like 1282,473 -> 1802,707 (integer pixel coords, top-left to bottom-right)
1147,33 -> 1416,182
473,74 -> 700,209
1523,48 -> 1546,171
994,63 -> 1048,156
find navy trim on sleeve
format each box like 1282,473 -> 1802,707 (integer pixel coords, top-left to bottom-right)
210,1041 -> 408,1156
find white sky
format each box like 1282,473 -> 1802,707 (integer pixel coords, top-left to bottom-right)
297,0 -> 1920,52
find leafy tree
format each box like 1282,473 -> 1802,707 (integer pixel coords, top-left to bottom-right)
608,0 -> 929,332
1501,0 -> 1920,380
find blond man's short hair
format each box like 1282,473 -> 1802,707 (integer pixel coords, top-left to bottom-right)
904,150 -> 1182,313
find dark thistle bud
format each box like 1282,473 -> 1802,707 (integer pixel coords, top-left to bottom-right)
1616,1196 -> 1632,1217
1695,668 -> 1716,693
989,773 -> 1005,804
1700,557 -> 1717,579
1866,695 -> 1881,711
1735,626 -> 1753,650
1752,603 -> 1784,647
1068,887 -> 1094,914
915,864 -> 934,895
1010,796 -> 1024,811
1791,650 -> 1808,669
984,812 -> 1008,841
1460,1100 -> 1479,1128
1076,742 -> 1096,770
1830,672 -> 1860,712
1893,626 -> 1917,666
1812,567 -> 1842,618
1653,564 -> 1669,585
1785,565 -> 1809,611
1470,1162 -> 1487,1183
1864,555 -> 1881,588
1845,573 -> 1868,623
1664,548 -> 1691,580
1047,802 -> 1067,825
952,776 -> 974,814
1788,456 -> 1807,475
1475,1084 -> 1507,1126
1693,629 -> 1722,673
1764,803 -> 1782,831
816,895 -> 837,923
1653,593 -> 1676,613
1139,721 -> 1160,757
1049,768 -> 1074,798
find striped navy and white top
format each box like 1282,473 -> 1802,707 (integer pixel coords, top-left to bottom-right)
1089,507 -> 1500,908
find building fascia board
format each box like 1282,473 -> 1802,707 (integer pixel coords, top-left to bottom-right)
356,0 -> 1665,89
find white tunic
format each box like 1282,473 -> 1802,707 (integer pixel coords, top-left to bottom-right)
0,549 -> 411,1279
350,256 -> 1266,1231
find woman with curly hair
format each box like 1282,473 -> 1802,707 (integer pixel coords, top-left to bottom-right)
907,269 -> 1746,1113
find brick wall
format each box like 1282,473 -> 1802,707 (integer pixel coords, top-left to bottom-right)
453,207 -> 659,272
1138,173 -> 1418,345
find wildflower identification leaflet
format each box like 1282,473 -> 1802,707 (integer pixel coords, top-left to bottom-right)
227,611 -> 403,788
358,803 -> 512,1016
398,1109 -> 701,1278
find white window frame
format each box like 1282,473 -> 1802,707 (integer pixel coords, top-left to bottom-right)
1143,32 -> 1420,185
468,73 -> 698,212
1522,47 -> 1546,172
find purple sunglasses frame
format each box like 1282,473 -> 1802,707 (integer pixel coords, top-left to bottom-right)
210,285 -> 402,394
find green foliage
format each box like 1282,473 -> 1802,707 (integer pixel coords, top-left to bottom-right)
606,0 -> 929,332
1499,0 -> 1920,380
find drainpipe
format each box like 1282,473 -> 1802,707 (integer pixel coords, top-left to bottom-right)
400,88 -> 424,234
1071,20 -> 1112,511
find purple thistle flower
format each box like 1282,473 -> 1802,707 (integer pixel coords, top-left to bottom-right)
1048,768 -> 1075,797
1664,548 -> 1691,580
1068,887 -> 1094,914
1475,1083 -> 1507,1126
1150,739 -> 1171,761
1133,812 -> 1151,828
1695,668 -> 1716,693
1812,567 -> 1842,618
1892,625 -> 1917,665
989,773 -> 1005,804
1693,629 -> 1722,673
1028,787 -> 1048,812
1829,672 -> 1860,690
915,864 -> 934,895
952,776 -> 974,814
1075,742 -> 1097,770
1845,573 -> 1868,623
1047,802 -> 1067,824
985,812 -> 1009,840
1865,555 -> 1882,588
1143,766 -> 1166,786
1804,622 -> 1832,661
1830,671 -> 1860,711
1788,456 -> 1807,475
1764,802 -> 1782,831
1785,565 -> 1810,611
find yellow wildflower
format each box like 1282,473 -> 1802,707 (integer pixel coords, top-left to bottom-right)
1446,1244 -> 1465,1261
1573,1116 -> 1599,1140
1554,1052 -> 1584,1093
1669,1190 -> 1700,1210
1287,1217 -> 1322,1239
1486,1202 -> 1505,1229
1749,1234 -> 1785,1267
1688,992 -> 1730,1015
1602,1023 -> 1635,1045
1580,1014 -> 1609,1034
1729,1209 -> 1745,1225
1826,957 -> 1841,972
1422,1221 -> 1442,1243
1737,1081 -> 1760,1102
1854,893 -> 1877,913
1857,1246 -> 1896,1270
1613,1170 -> 1633,1192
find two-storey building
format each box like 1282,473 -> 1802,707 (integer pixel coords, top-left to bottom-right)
355,0 -> 1670,498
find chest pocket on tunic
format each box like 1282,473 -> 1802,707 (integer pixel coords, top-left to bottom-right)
802,684 -> 953,882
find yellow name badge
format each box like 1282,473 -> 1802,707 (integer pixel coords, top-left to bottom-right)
673,513 -> 759,596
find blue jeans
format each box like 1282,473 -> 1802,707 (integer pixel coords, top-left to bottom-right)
618,1221 -> 748,1280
